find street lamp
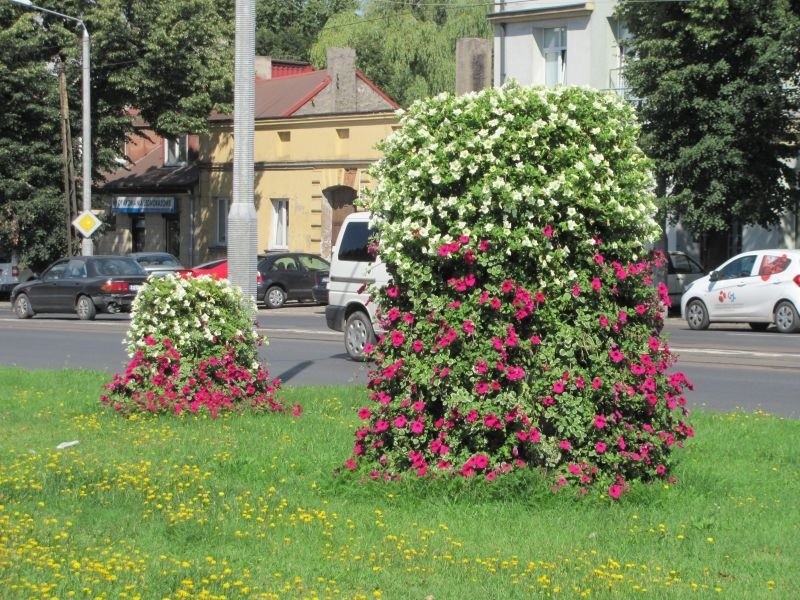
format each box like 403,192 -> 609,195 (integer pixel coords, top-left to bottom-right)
10,0 -> 93,256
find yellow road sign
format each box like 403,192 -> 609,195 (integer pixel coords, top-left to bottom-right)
72,211 -> 102,237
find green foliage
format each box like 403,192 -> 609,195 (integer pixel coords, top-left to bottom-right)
0,0 -> 235,267
255,0 -> 357,61
348,84 -> 694,498
103,275 -> 285,417
616,0 -> 800,233
311,0 -> 492,106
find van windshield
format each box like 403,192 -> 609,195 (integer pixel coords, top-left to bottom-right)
338,222 -> 374,262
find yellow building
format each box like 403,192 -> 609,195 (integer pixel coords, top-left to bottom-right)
196,49 -> 399,263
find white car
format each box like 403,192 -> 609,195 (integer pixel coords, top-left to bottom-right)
324,212 -> 389,360
680,249 -> 800,333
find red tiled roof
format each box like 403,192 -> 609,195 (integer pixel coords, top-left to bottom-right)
210,68 -> 398,121
102,144 -> 198,191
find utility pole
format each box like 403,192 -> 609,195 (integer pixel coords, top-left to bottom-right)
228,0 -> 258,300
58,58 -> 77,256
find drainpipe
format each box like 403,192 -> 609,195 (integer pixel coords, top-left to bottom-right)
498,1 -> 507,86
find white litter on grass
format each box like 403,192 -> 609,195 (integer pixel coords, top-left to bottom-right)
56,440 -> 80,450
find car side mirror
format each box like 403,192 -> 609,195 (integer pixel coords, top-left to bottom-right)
709,271 -> 720,282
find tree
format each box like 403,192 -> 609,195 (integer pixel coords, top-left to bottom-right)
255,0 -> 357,62
616,0 -> 800,246
311,0 -> 492,107
0,0 -> 235,270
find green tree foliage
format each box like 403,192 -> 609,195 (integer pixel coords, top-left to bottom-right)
0,0 -> 235,269
311,0 -> 492,107
617,0 -> 800,234
256,0 -> 358,61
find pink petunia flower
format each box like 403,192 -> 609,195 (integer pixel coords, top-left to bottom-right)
410,419 -> 424,435
390,330 -> 405,347
591,277 -> 602,292
608,484 -> 623,499
358,407 -> 371,420
386,286 -> 399,298
411,340 -> 424,353
559,440 -> 572,451
543,224 -> 553,238
594,414 -> 607,429
595,441 -> 607,454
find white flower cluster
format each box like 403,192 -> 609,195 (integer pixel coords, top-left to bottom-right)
125,274 -> 259,359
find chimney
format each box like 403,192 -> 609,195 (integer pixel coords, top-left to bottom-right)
456,38 -> 492,95
326,47 -> 357,113
255,56 -> 273,80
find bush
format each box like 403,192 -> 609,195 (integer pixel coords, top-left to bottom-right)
347,83 -> 693,498
101,275 -> 288,417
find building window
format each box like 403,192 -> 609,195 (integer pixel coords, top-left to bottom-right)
543,27 -> 567,87
165,135 -> 188,166
216,198 -> 228,245
271,199 -> 288,249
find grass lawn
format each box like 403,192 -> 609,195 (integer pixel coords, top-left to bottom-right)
0,366 -> 797,599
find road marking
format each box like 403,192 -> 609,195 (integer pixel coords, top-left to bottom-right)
672,347 -> 800,359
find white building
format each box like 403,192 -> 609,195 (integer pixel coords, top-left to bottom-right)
489,1 -> 628,95
488,0 -> 798,266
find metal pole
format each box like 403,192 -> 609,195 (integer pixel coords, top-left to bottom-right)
80,24 -> 92,255
228,0 -> 257,300
9,0 -> 93,255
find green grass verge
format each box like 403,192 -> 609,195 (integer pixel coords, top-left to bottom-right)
0,366 -> 797,599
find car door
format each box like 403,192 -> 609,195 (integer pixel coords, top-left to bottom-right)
270,255 -> 304,300
297,254 -> 330,301
746,252 -> 797,318
706,254 -> 758,320
29,260 -> 69,311
49,258 -> 88,312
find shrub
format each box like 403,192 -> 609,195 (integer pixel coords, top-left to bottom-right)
101,275 -> 288,417
346,83 -> 693,497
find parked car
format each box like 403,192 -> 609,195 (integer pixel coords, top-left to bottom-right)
256,252 -> 330,309
10,255 -> 148,320
667,251 -> 706,310
312,273 -> 329,305
0,248 -> 21,298
128,252 -> 190,278
325,212 -> 389,360
189,258 -> 264,291
680,249 -> 800,333
189,259 -> 229,279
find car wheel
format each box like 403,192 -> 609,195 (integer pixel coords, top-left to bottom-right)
748,322 -> 769,332
774,301 -> 800,333
685,299 -> 710,330
264,285 -> 287,309
76,295 -> 97,320
345,311 -> 375,361
13,293 -> 34,319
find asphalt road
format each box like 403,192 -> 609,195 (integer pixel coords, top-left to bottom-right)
0,302 -> 798,417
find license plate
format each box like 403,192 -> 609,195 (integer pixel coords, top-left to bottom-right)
130,285 -> 142,292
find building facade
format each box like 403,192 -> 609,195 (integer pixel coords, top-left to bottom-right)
490,1 -> 627,94
196,48 -> 399,263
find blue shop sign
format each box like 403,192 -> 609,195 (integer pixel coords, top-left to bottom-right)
113,196 -> 176,214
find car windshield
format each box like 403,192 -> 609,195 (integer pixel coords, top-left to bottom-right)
137,254 -> 181,267
91,258 -> 145,276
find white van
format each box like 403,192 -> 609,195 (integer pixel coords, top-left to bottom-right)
325,212 -> 389,360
